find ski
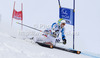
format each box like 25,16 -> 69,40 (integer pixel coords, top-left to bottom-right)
36,42 -> 81,54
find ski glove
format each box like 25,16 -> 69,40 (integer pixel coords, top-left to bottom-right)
63,39 -> 66,44
52,32 -> 57,38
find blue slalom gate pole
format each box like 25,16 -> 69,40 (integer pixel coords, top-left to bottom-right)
73,0 -> 75,49
58,0 -> 75,49
58,0 -> 61,8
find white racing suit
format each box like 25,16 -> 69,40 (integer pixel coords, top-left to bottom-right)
34,22 -> 65,45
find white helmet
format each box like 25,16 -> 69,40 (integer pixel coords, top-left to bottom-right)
58,18 -> 66,25
60,20 -> 66,24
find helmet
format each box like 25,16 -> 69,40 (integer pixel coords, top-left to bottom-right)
60,20 -> 66,24
58,18 -> 66,25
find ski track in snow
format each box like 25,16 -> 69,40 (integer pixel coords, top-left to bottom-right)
0,32 -> 100,58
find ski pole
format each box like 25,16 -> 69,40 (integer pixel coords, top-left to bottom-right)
16,22 -> 50,38
16,22 -> 43,32
16,22 -> 58,38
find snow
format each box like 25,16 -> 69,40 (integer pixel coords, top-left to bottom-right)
0,32 -> 97,58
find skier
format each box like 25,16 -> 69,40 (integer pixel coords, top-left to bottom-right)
34,18 -> 66,46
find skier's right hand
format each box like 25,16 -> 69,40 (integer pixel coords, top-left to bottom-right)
63,39 -> 67,45
52,32 -> 57,38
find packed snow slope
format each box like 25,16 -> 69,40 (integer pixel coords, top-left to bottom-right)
0,32 -> 96,58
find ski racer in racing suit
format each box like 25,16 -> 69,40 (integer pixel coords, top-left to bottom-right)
34,19 -> 66,45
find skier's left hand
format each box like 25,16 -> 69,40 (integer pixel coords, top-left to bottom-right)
63,39 -> 67,44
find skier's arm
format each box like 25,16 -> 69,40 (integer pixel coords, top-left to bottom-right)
61,28 -> 66,44
51,23 -> 57,31
61,28 -> 65,39
51,23 -> 58,38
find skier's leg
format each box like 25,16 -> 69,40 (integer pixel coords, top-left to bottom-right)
45,35 -> 56,45
55,37 -> 61,43
33,34 -> 47,42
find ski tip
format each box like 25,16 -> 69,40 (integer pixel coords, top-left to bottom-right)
77,51 -> 81,54
50,45 -> 53,48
